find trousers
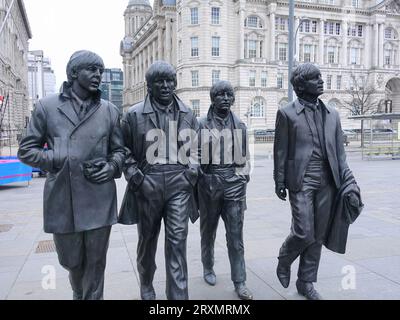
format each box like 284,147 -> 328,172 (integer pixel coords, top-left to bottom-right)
199,168 -> 248,283
278,160 -> 336,282
136,165 -> 192,300
53,226 -> 111,300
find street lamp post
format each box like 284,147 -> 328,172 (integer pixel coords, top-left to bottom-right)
0,0 -> 16,36
288,0 -> 295,102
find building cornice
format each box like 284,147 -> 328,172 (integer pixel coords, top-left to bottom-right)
17,0 -> 32,39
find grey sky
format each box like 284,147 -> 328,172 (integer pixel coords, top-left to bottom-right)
24,0 -> 151,88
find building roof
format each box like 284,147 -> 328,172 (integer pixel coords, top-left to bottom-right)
128,0 -> 151,7
18,0 -> 32,39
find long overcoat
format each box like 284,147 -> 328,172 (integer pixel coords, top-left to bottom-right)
18,84 -> 126,234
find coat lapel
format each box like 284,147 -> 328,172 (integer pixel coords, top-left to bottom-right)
320,100 -> 333,147
73,101 -> 102,132
142,95 -> 158,129
57,101 -> 79,127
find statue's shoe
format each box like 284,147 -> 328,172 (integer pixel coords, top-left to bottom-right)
203,268 -> 216,286
296,280 -> 323,300
276,262 -> 291,288
234,282 -> 253,300
141,284 -> 156,300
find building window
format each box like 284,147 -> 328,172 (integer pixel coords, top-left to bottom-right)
251,97 -> 265,118
261,71 -> 268,87
211,7 -> 220,25
385,28 -> 397,40
191,100 -> 200,117
326,75 -> 332,90
303,44 -> 312,62
278,43 -> 288,61
190,7 -> 199,25
324,22 -> 341,35
351,0 -> 359,8
300,20 -> 317,33
327,46 -> 335,64
384,50 -> 392,65
246,16 -> 262,28
277,73 -> 284,89
212,36 -> 220,57
350,48 -> 360,65
191,37 -> 199,57
275,17 -> 287,31
348,24 -> 363,37
249,70 -> 256,87
312,21 -> 317,33
336,75 -> 342,90
212,70 -> 220,85
191,70 -> 199,87
249,40 -> 257,58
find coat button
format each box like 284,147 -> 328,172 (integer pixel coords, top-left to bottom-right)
71,156 -> 77,161
91,135 -> 96,139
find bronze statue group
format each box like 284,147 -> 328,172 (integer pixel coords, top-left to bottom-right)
18,51 -> 363,301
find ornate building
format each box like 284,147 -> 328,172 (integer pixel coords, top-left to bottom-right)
0,0 -> 31,146
121,0 -> 400,130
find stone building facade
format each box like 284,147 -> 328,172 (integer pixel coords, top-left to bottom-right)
0,0 -> 31,146
121,0 -> 400,130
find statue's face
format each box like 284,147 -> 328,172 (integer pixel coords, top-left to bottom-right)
300,68 -> 324,98
213,87 -> 235,113
149,74 -> 176,106
74,64 -> 104,93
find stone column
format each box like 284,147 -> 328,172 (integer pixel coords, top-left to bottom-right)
147,45 -> 152,70
239,8 -> 245,59
341,21 -> 348,66
270,12 -> 276,61
171,18 -> 176,64
373,23 -> 379,67
378,23 -> 384,67
158,27 -> 163,60
152,39 -> 157,64
165,17 -> 171,63
319,19 -> 325,65
364,24 -> 371,68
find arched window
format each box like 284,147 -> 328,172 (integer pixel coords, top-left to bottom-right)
279,99 -> 288,109
251,97 -> 265,118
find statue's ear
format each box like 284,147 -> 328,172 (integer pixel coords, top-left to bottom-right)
71,68 -> 79,80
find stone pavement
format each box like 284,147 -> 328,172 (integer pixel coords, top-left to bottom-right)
1,144 -> 400,300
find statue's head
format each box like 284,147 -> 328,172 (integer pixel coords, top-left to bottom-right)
66,50 -> 104,93
210,80 -> 235,114
290,63 -> 324,100
146,61 -> 177,106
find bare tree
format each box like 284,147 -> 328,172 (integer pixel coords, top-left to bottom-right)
342,74 -> 380,147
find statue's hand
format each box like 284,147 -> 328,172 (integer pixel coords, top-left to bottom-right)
87,163 -> 116,184
275,184 -> 287,201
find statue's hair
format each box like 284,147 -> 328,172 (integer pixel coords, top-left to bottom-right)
290,63 -> 320,97
210,80 -> 234,102
145,61 -> 177,88
66,50 -> 104,83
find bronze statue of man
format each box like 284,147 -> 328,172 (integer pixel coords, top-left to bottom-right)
118,61 -> 200,300
18,50 -> 126,300
198,80 -> 253,300
273,63 -> 357,300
